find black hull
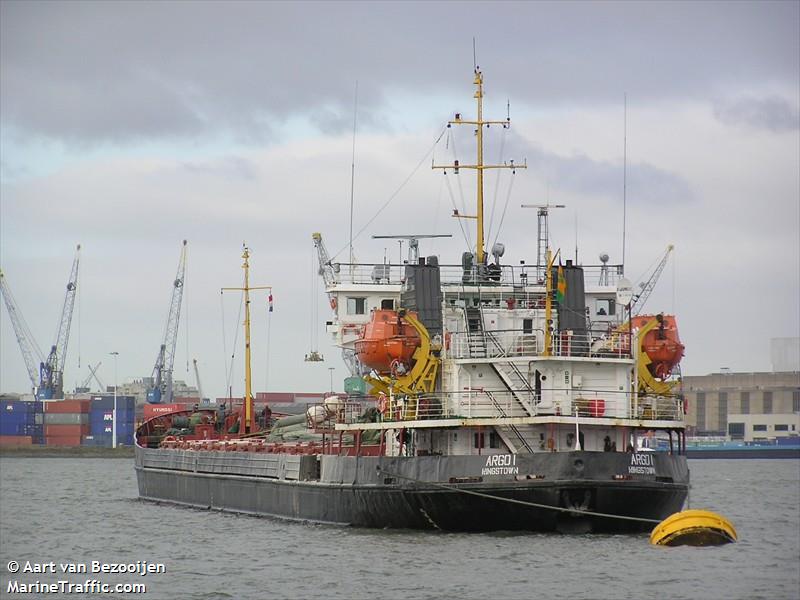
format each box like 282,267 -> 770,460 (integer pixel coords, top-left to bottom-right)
135,447 -> 689,533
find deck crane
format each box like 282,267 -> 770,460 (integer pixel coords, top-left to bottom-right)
0,269 -> 45,395
631,244 -> 674,315
147,240 -> 188,404
192,358 -> 205,402
312,232 -> 339,289
39,244 -> 81,399
307,232 -> 338,362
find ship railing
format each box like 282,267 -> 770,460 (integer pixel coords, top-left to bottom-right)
326,262 -> 624,289
447,328 -> 632,360
315,388 -> 684,427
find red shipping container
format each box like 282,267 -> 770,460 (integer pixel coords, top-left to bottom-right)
143,403 -> 189,420
45,400 -> 90,414
46,435 -> 82,447
174,396 -> 201,403
44,424 -> 90,437
0,435 -> 32,447
258,392 -> 294,402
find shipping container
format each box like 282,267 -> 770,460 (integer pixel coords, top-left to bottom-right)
43,413 -> 89,425
143,403 -> 190,420
0,435 -> 33,447
90,396 -> 136,411
82,431 -> 133,447
90,421 -> 134,436
0,422 -> 24,436
1,399 -> 40,413
45,435 -> 82,447
44,424 -> 90,437
44,400 -> 90,414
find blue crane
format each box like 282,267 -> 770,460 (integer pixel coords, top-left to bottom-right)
40,245 -> 82,399
0,244 -> 81,398
147,240 -> 188,404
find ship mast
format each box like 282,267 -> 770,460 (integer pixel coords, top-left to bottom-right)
221,245 -> 271,435
433,68 -> 526,264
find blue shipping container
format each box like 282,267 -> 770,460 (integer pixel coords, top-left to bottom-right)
91,422 -> 134,436
90,396 -> 135,411
0,422 -> 24,436
82,432 -> 133,447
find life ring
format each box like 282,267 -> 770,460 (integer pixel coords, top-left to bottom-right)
330,297 -> 337,311
546,437 -> 555,450
444,331 -> 451,350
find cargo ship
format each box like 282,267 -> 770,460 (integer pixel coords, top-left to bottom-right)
135,70 -> 690,532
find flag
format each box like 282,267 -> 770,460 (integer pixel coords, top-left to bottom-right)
556,265 -> 566,304
268,293 -> 274,312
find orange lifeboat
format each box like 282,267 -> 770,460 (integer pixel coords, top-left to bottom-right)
632,314 -> 685,379
354,309 -> 421,374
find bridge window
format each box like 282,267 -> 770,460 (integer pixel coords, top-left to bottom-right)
489,432 -> 500,448
596,299 -> 615,316
753,424 -> 768,432
381,299 -> 395,309
775,424 -> 789,432
346,297 -> 367,315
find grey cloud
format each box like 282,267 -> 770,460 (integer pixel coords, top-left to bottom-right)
2,1 -> 798,146
515,143 -> 693,205
713,96 -> 800,132
177,156 -> 258,181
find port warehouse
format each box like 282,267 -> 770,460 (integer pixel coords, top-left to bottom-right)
683,371 -> 800,442
0,392 -> 323,448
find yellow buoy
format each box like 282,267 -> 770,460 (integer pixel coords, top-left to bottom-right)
650,509 -> 737,546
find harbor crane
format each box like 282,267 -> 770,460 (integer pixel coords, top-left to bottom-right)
631,244 -> 674,315
0,246 -> 81,398
147,240 -> 188,404
0,269 -> 45,395
39,245 -> 82,399
77,361 -> 105,393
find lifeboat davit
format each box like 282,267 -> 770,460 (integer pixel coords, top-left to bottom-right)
632,314 -> 685,379
354,309 -> 421,374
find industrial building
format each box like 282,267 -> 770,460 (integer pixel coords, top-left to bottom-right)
683,370 -> 800,441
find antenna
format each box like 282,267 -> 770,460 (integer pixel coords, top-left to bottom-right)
622,92 -> 627,275
349,80 -> 359,272
472,37 -> 477,72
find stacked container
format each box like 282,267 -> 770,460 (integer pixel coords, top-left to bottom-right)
0,399 -> 44,446
83,396 -> 136,447
143,402 -> 190,420
44,400 -> 90,446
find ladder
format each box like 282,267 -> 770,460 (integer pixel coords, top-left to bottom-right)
465,306 -> 487,358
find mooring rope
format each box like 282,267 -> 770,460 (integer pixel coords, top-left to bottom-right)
377,467 -> 662,524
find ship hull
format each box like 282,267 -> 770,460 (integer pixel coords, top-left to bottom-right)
135,445 -> 688,532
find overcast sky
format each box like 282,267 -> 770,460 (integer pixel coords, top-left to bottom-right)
1,0 -> 798,398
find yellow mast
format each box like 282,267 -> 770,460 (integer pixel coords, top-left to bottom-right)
221,244 -> 271,435
433,68 -> 526,264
